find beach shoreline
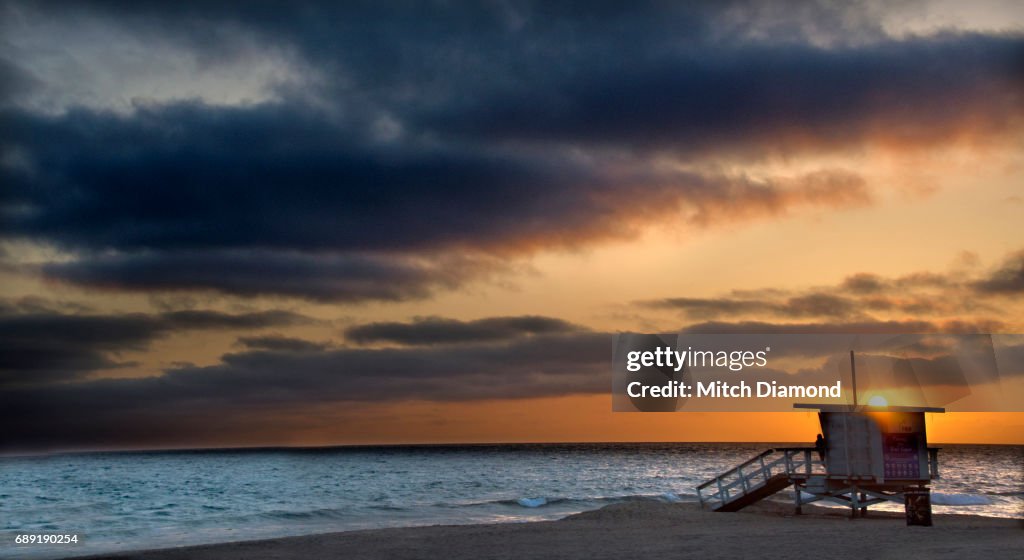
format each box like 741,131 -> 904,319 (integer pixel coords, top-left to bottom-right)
66,501 -> 1023,560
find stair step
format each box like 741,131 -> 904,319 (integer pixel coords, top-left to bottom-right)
712,474 -> 792,512
698,447 -> 822,512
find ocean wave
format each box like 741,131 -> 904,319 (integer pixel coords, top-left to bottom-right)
485,492 -> 699,509
490,497 -> 569,508
242,493 -> 696,520
793,491 -> 994,507
660,492 -> 684,503
365,504 -> 407,512
931,493 -> 992,506
257,507 -> 353,521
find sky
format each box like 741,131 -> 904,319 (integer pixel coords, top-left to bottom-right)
1,0 -> 1023,453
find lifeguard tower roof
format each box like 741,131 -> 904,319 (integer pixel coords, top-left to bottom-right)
793,403 -> 945,413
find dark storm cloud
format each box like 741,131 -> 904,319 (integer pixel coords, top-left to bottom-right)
201,330 -> 608,402
0,56 -> 41,105
236,335 -> 328,352
0,330 -> 610,450
421,33 -> 1024,154
0,305 -> 312,386
841,273 -> 887,294
41,250 -> 491,302
345,315 -> 584,346
681,319 -> 942,334
2,99 -> 867,300
0,102 -> 868,253
0,102 -> 576,253
2,2 -> 1021,301
648,293 -> 857,319
975,250 -> 1024,294
644,247 -> 1024,323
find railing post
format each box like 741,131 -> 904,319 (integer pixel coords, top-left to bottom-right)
804,449 -> 811,476
794,481 -> 803,515
759,454 -> 768,482
717,477 -> 727,504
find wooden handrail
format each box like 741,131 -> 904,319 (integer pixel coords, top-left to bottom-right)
697,447 -> 826,506
697,449 -> 775,489
700,446 -> 935,510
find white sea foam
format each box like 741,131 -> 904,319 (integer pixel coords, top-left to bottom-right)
931,493 -> 991,506
796,491 -> 992,506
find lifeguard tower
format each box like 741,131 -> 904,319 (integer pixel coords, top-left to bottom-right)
697,353 -> 943,524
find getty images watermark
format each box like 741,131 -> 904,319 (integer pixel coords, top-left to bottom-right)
612,333 -> 1024,412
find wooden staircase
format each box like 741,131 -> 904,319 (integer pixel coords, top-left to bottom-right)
713,473 -> 792,512
696,448 -> 824,512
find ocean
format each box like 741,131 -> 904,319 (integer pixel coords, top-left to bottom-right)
2,443 -> 1021,559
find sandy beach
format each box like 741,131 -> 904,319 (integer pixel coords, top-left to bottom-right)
75,501 -> 1023,560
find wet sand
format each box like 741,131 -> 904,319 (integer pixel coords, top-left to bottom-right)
77,501 -> 1023,560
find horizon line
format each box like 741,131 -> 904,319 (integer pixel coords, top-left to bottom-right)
3,439 -> 1021,459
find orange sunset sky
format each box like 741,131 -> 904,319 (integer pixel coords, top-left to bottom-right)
1,0 -> 1023,452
